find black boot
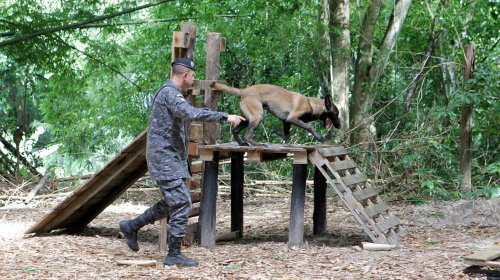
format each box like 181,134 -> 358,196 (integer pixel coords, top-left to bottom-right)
118,219 -> 142,252
164,236 -> 199,267
119,203 -> 169,252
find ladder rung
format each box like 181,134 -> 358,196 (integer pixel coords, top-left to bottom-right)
364,201 -> 390,219
352,187 -> 378,201
328,159 -> 357,171
318,146 -> 348,158
386,229 -> 401,245
376,215 -> 400,233
342,173 -> 368,186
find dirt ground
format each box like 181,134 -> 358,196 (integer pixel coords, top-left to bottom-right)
0,186 -> 499,280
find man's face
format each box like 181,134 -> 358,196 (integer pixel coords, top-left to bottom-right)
183,70 -> 195,88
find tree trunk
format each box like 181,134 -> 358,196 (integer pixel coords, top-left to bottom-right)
460,44 -> 475,192
373,0 -> 412,84
316,0 -> 350,143
350,0 -> 412,149
330,0 -> 350,142
349,0 -> 383,148
316,0 -> 334,99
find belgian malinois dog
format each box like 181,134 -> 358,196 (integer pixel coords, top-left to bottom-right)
210,82 -> 341,146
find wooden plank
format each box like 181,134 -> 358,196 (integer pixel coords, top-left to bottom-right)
328,159 -> 357,171
293,151 -> 308,164
376,215 -> 400,233
352,187 -> 379,201
247,151 -> 262,162
318,146 -> 348,158
364,201 -> 390,219
188,142 -> 198,156
342,173 -> 368,186
385,229 -> 401,245
464,249 -> 500,262
172,31 -> 189,48
116,259 -> 157,266
190,191 -> 201,203
464,259 -> 500,268
191,161 -> 203,173
199,149 -> 214,161
26,132 -> 148,234
188,206 -> 200,218
192,79 -> 219,90
189,123 -> 203,143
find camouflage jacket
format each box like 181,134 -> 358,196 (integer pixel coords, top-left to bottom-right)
146,80 -> 227,181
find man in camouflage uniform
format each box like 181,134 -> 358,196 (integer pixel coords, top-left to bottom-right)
119,57 -> 244,267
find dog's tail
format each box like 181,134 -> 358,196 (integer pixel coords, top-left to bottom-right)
210,82 -> 242,96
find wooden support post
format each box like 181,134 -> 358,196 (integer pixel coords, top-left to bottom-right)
200,152 -> 219,248
313,166 -> 327,235
161,22 -> 198,252
231,152 -> 244,238
288,163 -> 308,247
203,32 -> 224,145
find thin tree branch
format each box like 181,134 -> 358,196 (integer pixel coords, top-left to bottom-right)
405,19 -> 442,110
56,36 -> 142,91
0,0 -> 175,48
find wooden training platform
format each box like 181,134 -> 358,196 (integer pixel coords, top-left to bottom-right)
198,143 -> 407,247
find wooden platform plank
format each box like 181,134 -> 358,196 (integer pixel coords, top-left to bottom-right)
328,159 -> 357,171
342,173 -> 368,186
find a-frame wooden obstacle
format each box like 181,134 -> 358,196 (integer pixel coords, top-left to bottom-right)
26,23 -> 407,247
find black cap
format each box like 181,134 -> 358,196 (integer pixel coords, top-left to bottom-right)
171,57 -> 196,71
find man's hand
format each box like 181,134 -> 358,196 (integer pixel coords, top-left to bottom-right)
226,115 -> 246,126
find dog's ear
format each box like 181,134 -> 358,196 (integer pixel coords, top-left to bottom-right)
324,94 -> 332,110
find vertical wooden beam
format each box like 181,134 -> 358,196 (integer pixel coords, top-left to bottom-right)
231,152 -> 244,238
288,164 -> 308,247
460,44 -> 475,192
313,166 -> 327,235
161,22 -> 198,252
159,218 -> 168,252
204,32 -> 225,144
200,152 -> 219,248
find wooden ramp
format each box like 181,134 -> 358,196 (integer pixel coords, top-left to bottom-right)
26,131 -> 148,235
308,146 -> 407,245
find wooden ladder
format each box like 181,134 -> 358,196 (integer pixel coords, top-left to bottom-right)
308,146 -> 407,245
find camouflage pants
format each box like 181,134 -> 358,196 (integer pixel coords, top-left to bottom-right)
157,178 -> 192,238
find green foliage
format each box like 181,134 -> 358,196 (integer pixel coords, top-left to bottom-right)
0,0 -> 498,201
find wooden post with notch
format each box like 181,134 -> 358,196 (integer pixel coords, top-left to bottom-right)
160,22 -> 197,252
